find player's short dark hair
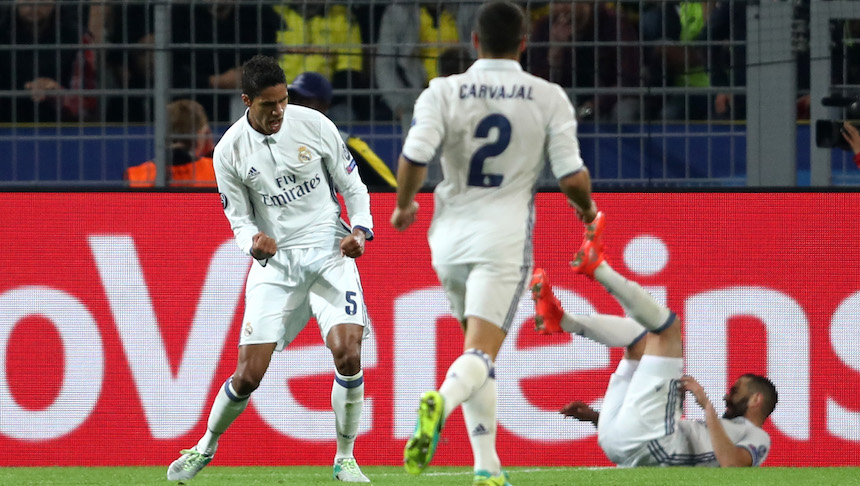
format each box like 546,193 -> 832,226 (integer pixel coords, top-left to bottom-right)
476,1 -> 525,57
743,374 -> 778,419
241,55 -> 286,101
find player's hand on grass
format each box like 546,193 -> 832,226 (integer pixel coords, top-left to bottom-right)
559,400 -> 599,424
390,201 -> 419,231
251,232 -> 277,260
340,229 -> 366,258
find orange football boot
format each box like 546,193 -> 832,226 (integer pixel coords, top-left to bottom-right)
530,268 -> 564,334
571,240 -> 605,279
583,211 -> 605,249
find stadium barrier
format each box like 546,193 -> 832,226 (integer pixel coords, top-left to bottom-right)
3,124 -> 848,188
0,122 -> 748,187
0,192 -> 858,467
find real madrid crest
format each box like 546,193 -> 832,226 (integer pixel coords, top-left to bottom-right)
298,145 -> 312,164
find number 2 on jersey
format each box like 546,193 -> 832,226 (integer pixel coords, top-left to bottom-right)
468,114 -> 511,187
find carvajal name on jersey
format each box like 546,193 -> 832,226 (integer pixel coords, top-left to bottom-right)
459,83 -> 534,100
262,174 -> 322,206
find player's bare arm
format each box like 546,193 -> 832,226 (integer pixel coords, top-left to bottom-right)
250,232 -> 277,260
390,155 -> 425,231
560,400 -> 599,425
559,169 -> 597,224
680,375 -> 754,467
340,228 -> 367,259
391,201 -> 419,232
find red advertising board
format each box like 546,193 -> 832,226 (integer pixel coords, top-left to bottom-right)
0,192 -> 858,467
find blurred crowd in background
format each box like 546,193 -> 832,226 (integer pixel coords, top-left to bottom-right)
3,0 -> 856,128
3,0 -> 860,188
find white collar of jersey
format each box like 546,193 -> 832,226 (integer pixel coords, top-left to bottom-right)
469,58 -> 524,72
243,108 -> 284,145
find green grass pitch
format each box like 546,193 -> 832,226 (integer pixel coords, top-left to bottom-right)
1,466 -> 859,485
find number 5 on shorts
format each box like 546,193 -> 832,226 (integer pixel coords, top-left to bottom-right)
345,291 -> 357,315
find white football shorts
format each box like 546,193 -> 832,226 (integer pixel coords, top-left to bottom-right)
597,356 -> 684,467
433,261 -> 531,332
240,245 -> 370,351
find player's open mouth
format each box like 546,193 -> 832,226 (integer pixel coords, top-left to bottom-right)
269,119 -> 282,132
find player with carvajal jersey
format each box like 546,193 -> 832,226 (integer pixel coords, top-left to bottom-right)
390,3 -> 599,485
167,55 -> 373,483
530,214 -> 776,468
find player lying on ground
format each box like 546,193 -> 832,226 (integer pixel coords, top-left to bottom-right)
530,213 -> 777,467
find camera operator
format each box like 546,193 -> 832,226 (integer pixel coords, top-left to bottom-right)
842,121 -> 860,169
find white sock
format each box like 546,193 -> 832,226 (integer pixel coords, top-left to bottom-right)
332,369 -> 364,460
593,262 -> 674,332
561,312 -> 647,347
439,349 -> 492,419
197,378 -> 249,456
462,377 -> 501,476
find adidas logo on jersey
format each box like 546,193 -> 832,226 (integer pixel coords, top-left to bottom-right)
247,167 -> 259,179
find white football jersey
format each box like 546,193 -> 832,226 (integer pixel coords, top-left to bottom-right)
402,59 -> 584,266
640,417 -> 771,467
214,105 -> 373,259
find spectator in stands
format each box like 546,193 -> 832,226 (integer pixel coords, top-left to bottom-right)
531,214 -> 777,467
826,19 -> 860,114
171,0 -> 280,124
526,2 -> 641,122
639,1 -> 710,121
0,0 -> 97,123
288,71 -> 396,190
104,3 -> 155,123
843,122 -> 860,170
796,16 -> 860,121
837,20 -> 860,86
274,3 -> 368,122
374,3 -> 478,124
797,16 -> 860,121
275,3 -> 362,83
696,1 -> 747,120
86,0 -> 107,45
125,99 -> 216,188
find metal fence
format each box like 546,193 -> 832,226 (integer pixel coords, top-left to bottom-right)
0,0 -> 855,188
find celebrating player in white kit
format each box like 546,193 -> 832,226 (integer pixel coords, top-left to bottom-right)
167,55 -> 374,483
390,2 -> 598,485
531,214 -> 777,468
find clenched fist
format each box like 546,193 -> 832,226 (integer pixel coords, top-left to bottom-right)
390,200 -> 419,231
251,232 -> 277,260
340,229 -> 366,258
